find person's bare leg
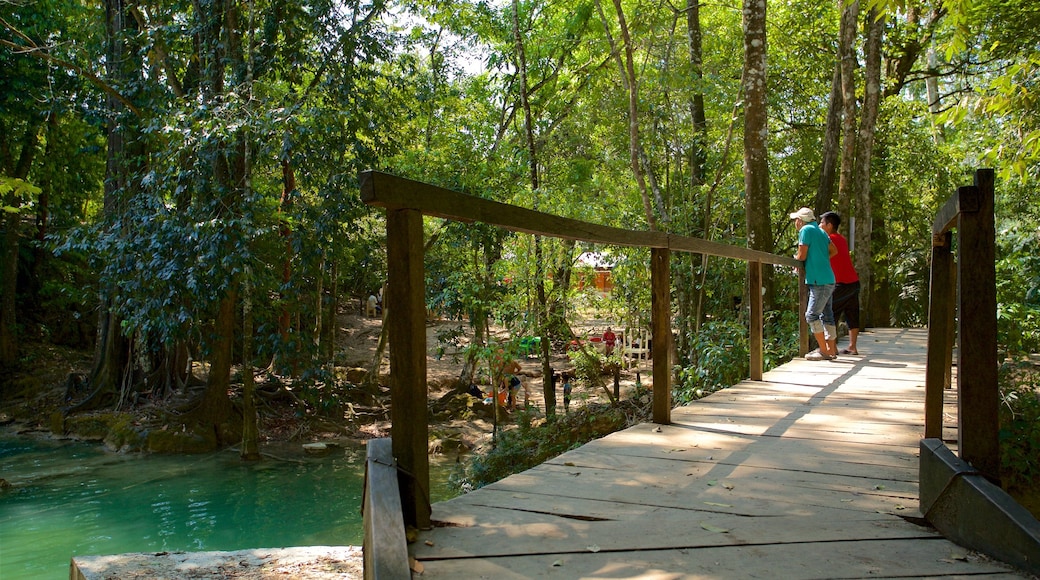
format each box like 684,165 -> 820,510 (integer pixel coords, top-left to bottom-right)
848,328 -> 859,353
824,324 -> 838,357
810,331 -> 830,359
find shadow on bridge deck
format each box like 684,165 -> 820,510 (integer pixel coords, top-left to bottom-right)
410,328 -> 1030,578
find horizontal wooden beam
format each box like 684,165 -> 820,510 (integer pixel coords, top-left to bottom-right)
361,171 -> 799,268
933,185 -> 979,235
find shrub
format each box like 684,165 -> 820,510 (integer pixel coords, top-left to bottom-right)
998,361 -> 1040,513
452,398 -> 651,491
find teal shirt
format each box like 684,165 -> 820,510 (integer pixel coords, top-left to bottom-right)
799,221 -> 835,285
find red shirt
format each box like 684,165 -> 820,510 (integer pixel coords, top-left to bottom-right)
828,233 -> 859,284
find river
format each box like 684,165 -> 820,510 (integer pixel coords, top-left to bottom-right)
0,433 -> 459,579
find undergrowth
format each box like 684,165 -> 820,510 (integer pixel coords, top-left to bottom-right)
998,360 -> 1040,516
451,393 -> 652,492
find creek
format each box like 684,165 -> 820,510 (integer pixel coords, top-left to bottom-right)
0,433 -> 459,579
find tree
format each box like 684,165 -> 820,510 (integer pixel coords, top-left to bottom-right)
743,0 -> 772,304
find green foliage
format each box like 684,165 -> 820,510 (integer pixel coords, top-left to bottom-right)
763,309 -> 800,370
998,362 -> 1040,496
995,221 -> 1040,357
0,178 -> 41,213
675,310 -> 798,404
453,399 -> 650,491
675,319 -> 749,404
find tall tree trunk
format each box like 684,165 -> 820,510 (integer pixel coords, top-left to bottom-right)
321,260 -> 338,360
30,113 -> 59,315
241,268 -> 259,460
278,159 -> 295,355
0,121 -> 41,369
511,0 -> 555,415
193,0 -> 238,433
852,8 -> 882,327
686,0 -> 708,188
836,0 -> 859,220
742,0 -> 772,306
599,0 -> 656,230
815,64 -> 842,214
82,0 -> 144,404
869,212 -> 891,326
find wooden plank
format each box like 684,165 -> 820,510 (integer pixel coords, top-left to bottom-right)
360,171 -> 800,267
957,168 -> 999,478
385,209 -> 431,530
363,439 -> 411,580
414,537 -> 1022,579
651,247 -> 671,424
417,505 -> 937,558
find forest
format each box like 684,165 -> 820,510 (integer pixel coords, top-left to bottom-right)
1,0 -> 1039,460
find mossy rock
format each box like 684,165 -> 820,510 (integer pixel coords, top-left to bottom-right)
428,434 -> 470,455
146,427 -> 218,454
63,412 -> 135,442
103,414 -> 146,452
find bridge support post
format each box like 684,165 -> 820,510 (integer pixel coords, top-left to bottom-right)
651,248 -> 671,425
925,231 -> 953,439
386,208 -> 431,530
749,261 -> 763,381
957,169 -> 998,480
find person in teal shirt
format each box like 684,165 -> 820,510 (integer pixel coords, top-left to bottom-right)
790,207 -> 837,360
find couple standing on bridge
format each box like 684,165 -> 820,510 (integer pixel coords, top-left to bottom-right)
791,207 -> 861,360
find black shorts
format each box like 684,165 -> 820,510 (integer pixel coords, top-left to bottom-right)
832,281 -> 860,329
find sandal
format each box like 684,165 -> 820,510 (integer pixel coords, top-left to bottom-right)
840,348 -> 859,355
805,350 -> 832,361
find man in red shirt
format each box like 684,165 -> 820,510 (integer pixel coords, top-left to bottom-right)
820,211 -> 860,355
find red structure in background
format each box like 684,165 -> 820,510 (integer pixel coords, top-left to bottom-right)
576,252 -> 614,293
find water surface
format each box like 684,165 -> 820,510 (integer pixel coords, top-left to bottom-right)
0,434 -> 457,579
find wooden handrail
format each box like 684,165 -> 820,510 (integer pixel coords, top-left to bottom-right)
361,171 -> 800,268
362,438 -> 411,580
925,168 -> 998,480
359,169 -> 808,535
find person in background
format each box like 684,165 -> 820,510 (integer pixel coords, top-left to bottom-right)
790,207 -> 838,361
820,211 -> 861,355
562,372 -> 573,412
602,327 -> 617,355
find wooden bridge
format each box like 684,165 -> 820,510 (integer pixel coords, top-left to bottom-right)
361,169 -> 1040,578
404,328 -> 1026,578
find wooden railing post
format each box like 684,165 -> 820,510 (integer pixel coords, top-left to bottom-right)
749,261 -> 763,381
798,276 -> 809,356
925,231 -> 953,439
386,208 -> 431,530
957,168 -> 998,479
651,247 -> 671,425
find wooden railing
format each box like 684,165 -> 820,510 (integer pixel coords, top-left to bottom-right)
358,169 -> 803,535
361,438 -> 411,579
925,168 -> 998,478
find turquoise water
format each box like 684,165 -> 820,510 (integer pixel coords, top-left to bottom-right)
0,434 -> 458,579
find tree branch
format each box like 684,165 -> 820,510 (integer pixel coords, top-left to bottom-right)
0,19 -> 142,117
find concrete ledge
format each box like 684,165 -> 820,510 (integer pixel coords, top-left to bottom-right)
920,438 -> 1040,574
71,546 -> 362,579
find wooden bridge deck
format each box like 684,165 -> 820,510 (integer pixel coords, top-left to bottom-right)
410,328 -> 1029,578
